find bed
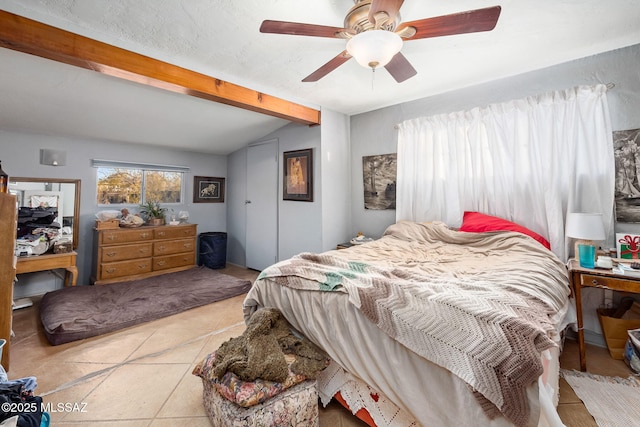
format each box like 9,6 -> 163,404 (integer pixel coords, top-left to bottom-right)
243,218 -> 573,427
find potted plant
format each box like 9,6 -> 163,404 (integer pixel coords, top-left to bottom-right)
139,200 -> 167,226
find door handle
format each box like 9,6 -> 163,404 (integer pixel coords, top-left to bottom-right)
245,200 -> 252,204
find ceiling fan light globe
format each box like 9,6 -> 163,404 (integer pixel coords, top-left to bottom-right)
346,30 -> 402,69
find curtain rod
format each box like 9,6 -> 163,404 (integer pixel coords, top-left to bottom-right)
91,159 -> 190,172
392,83 -> 617,130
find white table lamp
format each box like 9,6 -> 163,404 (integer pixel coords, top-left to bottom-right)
566,212 -> 606,268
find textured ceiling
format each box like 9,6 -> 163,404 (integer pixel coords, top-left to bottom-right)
1,0 -> 639,154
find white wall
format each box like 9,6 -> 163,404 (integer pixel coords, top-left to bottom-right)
349,43 -> 640,239
1,130 -> 228,296
226,112 -> 352,267
275,124 -> 323,260
320,108 -> 351,251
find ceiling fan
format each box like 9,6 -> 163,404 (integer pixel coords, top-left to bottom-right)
260,0 -> 501,83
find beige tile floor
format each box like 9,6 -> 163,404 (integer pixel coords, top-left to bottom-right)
6,264 -> 634,426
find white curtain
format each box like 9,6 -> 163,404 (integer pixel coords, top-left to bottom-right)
396,84 -> 615,261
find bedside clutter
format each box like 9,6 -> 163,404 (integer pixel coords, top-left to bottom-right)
596,256 -> 613,269
336,242 -> 353,250
597,297 -> 640,360
337,232 -> 376,249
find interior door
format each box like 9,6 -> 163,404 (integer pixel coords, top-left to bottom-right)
246,140 -> 278,271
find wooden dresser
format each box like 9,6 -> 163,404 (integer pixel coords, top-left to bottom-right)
92,223 -> 197,285
0,192 -> 17,370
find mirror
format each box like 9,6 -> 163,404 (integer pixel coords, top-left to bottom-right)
9,177 -> 81,251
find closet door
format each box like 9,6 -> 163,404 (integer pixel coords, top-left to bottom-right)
246,140 -> 278,271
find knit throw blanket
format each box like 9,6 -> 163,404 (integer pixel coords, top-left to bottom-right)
258,252 -> 559,426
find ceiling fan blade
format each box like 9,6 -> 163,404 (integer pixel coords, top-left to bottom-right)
302,51 -> 352,82
384,52 -> 417,83
397,6 -> 501,40
260,20 -> 348,38
368,0 -> 404,24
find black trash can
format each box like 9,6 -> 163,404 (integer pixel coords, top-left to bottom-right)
198,232 -> 227,269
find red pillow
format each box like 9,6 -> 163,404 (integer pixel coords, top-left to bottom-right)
459,211 -> 551,249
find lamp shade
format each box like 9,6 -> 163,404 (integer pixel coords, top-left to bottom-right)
565,212 -> 606,240
346,30 -> 403,69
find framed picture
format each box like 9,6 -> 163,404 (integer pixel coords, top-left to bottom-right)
193,176 -> 225,203
283,149 -> 313,202
363,153 -> 397,210
614,128 -> 640,222
616,232 -> 640,259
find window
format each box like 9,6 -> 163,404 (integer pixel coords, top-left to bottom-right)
97,167 -> 142,204
93,160 -> 188,206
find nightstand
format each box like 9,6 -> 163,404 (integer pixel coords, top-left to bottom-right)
567,258 -> 640,371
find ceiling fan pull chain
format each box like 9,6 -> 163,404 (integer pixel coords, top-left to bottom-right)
371,68 -> 375,91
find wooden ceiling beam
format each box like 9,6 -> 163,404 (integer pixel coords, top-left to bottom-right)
0,10 -> 321,126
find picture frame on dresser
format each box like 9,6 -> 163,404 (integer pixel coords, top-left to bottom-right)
194,176 -> 225,203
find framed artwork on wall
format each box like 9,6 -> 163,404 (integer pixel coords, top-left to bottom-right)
362,153 -> 397,210
614,128 -> 640,222
193,176 -> 225,203
283,149 -> 313,202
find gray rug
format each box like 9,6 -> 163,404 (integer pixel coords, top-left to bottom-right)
40,266 -> 252,345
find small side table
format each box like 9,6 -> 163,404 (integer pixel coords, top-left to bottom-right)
567,258 -> 640,371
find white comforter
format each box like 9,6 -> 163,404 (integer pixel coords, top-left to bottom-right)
243,221 -> 572,426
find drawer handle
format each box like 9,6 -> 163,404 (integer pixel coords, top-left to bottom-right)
140,248 -> 148,254
157,245 -> 165,252
140,232 -> 150,238
157,261 -> 166,266
139,264 -> 148,269
106,267 -> 116,274
158,231 -> 166,237
106,252 -> 117,257
107,235 -> 118,241
184,243 -> 192,248
592,279 -> 600,286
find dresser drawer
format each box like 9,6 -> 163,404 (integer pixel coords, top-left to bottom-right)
154,225 -> 196,240
581,274 -> 640,292
100,228 -> 153,245
153,252 -> 196,271
100,242 -> 153,262
153,238 -> 195,256
99,258 -> 152,280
